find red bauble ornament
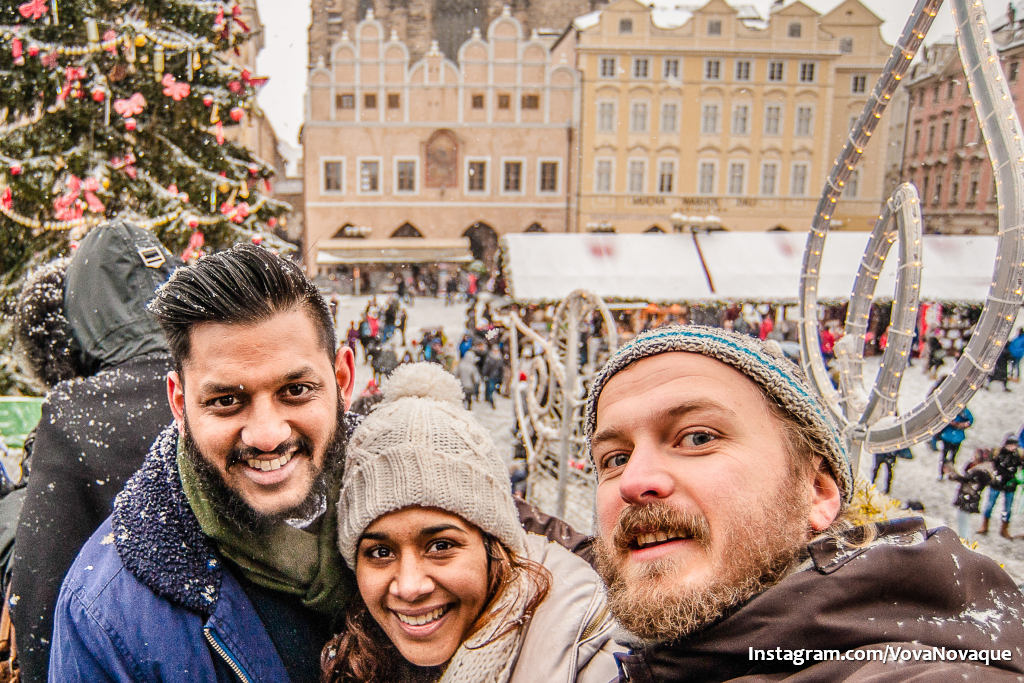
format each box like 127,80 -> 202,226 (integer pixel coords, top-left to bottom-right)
228,80 -> 241,93
267,217 -> 277,228
124,117 -> 137,131
229,107 -> 244,122
187,218 -> 199,228
251,235 -> 262,245
203,94 -> 213,107
10,164 -> 22,176
28,45 -> 38,57
92,88 -> 105,102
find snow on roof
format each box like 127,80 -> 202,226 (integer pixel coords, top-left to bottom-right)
502,232 -> 999,303
573,10 -> 601,30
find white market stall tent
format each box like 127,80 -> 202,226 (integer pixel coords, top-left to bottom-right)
502,232 -> 999,303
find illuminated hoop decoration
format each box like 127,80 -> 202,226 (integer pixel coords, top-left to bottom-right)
799,0 -> 1024,475
507,289 -> 617,531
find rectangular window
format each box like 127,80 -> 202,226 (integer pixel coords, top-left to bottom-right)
663,58 -> 680,79
735,60 -> 751,81
946,81 -> 955,100
627,159 -> 645,194
595,159 -> 613,193
764,104 -> 781,135
359,160 -> 379,193
958,118 -> 968,147
497,94 -> 510,109
387,93 -> 400,109
632,57 -> 650,79
323,160 -> 343,192
950,173 -> 960,205
396,159 -> 416,193
839,37 -> 853,53
788,22 -> 802,38
795,106 -> 813,136
760,162 -> 778,195
619,18 -> 633,34
657,160 -> 675,194
732,104 -> 750,135
727,161 -> 746,195
467,160 -> 487,192
921,174 -> 929,203
630,101 -> 649,132
768,61 -> 784,81
599,56 -> 617,78
927,125 -> 934,152
708,19 -> 722,35
471,94 -> 485,109
1010,61 -> 1020,81
969,172 -> 979,201
701,103 -> 719,134
698,161 -> 716,195
522,94 -> 540,109
799,62 -> 815,83
933,174 -> 942,205
364,93 -> 377,109
503,161 -> 523,193
845,170 -> 859,198
337,93 -> 355,109
933,85 -> 939,103
851,75 -> 867,93
705,59 -> 721,80
597,101 -> 616,133
539,161 -> 558,193
660,102 -> 679,133
941,120 -> 950,149
913,128 -> 921,154
791,163 -> 808,196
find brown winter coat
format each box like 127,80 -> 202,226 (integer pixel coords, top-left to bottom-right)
615,518 -> 1024,681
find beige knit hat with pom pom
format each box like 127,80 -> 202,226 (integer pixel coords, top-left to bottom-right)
337,362 -> 526,568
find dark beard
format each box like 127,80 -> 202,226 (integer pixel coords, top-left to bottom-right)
182,402 -> 348,535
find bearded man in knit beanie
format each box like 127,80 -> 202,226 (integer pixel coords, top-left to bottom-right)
586,325 -> 1024,681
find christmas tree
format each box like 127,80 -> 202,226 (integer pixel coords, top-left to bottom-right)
0,0 -> 289,288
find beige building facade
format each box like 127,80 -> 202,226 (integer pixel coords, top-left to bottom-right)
302,9 -> 579,271
559,0 -> 892,234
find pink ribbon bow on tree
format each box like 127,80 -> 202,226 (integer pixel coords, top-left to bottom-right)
53,176 -> 105,220
114,92 -> 146,118
58,66 -> 87,101
18,0 -> 48,21
162,74 -> 191,101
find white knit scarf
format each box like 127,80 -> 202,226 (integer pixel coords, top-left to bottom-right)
438,565 -> 538,683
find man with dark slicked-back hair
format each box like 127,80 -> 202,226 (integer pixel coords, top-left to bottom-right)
50,244 -> 357,682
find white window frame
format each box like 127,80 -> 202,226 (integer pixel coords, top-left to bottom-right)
735,60 -> 751,81
845,169 -> 860,199
632,56 -> 651,79
732,103 -> 750,135
768,61 -> 784,82
727,160 -> 747,195
596,100 -> 617,133
660,100 -> 680,133
763,103 -> 782,136
393,156 -> 418,195
851,74 -> 867,94
357,156 -> 381,195
701,103 -> 720,135
698,159 -> 717,195
799,61 -> 816,83
627,158 -> 646,194
594,158 -> 614,194
321,157 -> 345,194
663,57 -> 680,79
704,58 -> 721,80
465,157 -> 489,195
657,159 -> 676,195
599,55 -> 617,78
791,162 -> 809,196
760,161 -> 779,196
629,100 -> 649,133
537,158 -> 560,195
795,105 -> 814,137
500,157 -> 526,196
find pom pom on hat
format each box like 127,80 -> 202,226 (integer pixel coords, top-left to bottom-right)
380,361 -> 464,407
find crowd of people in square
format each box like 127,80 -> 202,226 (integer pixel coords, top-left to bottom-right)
1,221 -> 1023,681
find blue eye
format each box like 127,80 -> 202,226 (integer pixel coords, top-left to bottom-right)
681,432 -> 716,447
602,453 -> 630,470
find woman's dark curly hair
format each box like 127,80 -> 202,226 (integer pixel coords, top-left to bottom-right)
15,257 -> 79,387
321,535 -> 551,682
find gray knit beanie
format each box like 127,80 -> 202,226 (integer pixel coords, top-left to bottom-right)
337,362 -> 527,568
584,324 -> 852,503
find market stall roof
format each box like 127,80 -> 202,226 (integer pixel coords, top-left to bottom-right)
502,233 -> 712,302
317,237 -> 472,265
696,232 -> 999,302
502,232 -> 1000,303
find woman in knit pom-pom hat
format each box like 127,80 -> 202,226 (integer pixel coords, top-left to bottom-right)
322,363 -> 619,683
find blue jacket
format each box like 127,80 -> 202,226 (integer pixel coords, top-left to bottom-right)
50,426 -> 291,682
939,408 -> 973,445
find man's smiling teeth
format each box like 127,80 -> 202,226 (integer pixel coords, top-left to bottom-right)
395,607 -> 446,626
245,453 -> 293,472
636,532 -> 682,548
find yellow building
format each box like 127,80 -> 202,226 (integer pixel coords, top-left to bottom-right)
555,0 -> 892,233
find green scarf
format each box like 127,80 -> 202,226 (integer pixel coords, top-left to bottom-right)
177,442 -> 352,616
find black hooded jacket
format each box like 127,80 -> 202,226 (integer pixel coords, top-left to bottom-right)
10,221 -> 177,683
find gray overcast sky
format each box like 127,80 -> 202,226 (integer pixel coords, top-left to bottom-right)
255,0 -> 1009,146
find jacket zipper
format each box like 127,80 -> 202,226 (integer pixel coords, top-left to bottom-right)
203,626 -> 252,683
580,603 -> 609,641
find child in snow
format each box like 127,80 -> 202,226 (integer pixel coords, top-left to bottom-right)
945,449 -> 995,542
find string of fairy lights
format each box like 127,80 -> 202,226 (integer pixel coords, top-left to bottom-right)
798,0 -> 1024,474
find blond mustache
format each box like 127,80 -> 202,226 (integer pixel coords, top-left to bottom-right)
612,502 -> 713,552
